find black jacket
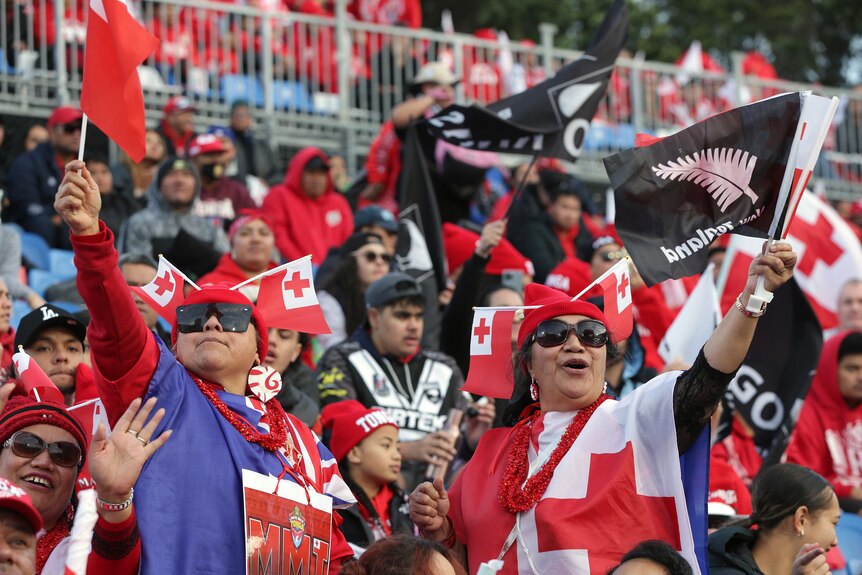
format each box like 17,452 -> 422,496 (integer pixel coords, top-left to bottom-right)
707,527 -> 765,575
506,210 -> 593,283
337,484 -> 413,550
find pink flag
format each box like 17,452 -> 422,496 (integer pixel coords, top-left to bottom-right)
463,309 -> 516,398
130,257 -> 187,324
597,259 -> 633,342
255,257 -> 331,334
12,348 -> 65,404
81,0 -> 159,162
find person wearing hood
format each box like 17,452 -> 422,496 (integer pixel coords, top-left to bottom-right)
261,147 -> 353,263
786,330 -> 862,513
118,157 -> 229,280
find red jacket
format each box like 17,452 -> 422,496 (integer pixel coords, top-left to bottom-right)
0,328 -> 13,383
786,331 -> 862,498
262,148 -> 353,263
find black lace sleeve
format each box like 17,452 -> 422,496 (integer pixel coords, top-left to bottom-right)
673,348 -> 739,453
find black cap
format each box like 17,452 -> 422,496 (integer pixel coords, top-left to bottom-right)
304,156 -> 330,172
365,273 -> 422,309
354,206 -> 399,233
14,304 -> 87,350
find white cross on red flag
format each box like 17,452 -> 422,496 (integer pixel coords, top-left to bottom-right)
130,256 -> 187,324
597,258 -> 633,342
463,309 -> 516,398
255,257 -> 331,334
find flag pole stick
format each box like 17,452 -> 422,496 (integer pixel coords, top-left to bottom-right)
77,114 -> 89,162
502,153 -> 540,220
230,255 -> 313,291
158,255 -> 201,291
571,257 -> 630,301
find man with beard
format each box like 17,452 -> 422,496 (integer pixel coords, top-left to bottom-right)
118,157 -> 229,280
4,107 -> 83,248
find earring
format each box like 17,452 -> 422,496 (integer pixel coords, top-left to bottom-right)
798,529 -> 805,537
247,364 -> 282,403
602,381 -> 608,395
530,379 -> 539,401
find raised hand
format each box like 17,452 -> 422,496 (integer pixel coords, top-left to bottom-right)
409,477 -> 451,541
88,397 -> 172,504
745,241 -> 797,295
54,160 -> 102,236
791,544 -> 830,575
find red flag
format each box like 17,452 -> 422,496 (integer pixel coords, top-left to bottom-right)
67,398 -> 110,494
81,0 -> 158,162
11,348 -> 65,405
255,257 -> 330,334
130,256 -> 187,324
597,259 -> 633,342
463,309 -> 516,399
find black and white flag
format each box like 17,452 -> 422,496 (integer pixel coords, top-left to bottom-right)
422,0 -> 628,162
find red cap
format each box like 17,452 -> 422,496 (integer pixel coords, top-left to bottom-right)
708,457 -> 753,517
486,239 -> 534,277
164,95 -> 196,116
442,223 -> 478,274
47,106 -> 83,129
171,286 -> 268,360
320,400 -> 398,461
0,478 -> 42,533
187,134 -> 227,158
517,283 -> 607,348
544,257 -> 595,299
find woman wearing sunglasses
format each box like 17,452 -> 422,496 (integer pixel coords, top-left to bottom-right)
410,242 -> 798,574
317,232 -> 393,350
0,382 -> 171,574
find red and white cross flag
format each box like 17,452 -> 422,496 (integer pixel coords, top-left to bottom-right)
254,256 -> 331,334
463,309 -> 517,398
594,258 -> 634,342
12,348 -> 65,405
81,0 -> 159,162
130,256 -> 189,324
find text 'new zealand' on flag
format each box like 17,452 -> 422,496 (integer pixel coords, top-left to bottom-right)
421,0 -> 628,162
603,92 -> 803,285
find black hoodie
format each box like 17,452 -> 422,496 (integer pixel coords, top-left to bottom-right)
707,526 -> 765,575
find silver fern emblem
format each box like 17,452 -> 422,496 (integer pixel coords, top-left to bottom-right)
651,148 -> 759,213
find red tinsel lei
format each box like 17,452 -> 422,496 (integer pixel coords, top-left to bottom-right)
498,394 -> 610,514
193,376 -> 288,452
36,504 -> 73,573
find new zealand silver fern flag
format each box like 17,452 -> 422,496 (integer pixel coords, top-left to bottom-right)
603,92 -> 802,285
422,0 -> 627,162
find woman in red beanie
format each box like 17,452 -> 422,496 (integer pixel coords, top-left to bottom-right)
410,243 -> 798,574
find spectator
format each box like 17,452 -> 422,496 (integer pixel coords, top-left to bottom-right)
187,134 -> 256,231
119,158 -> 229,280
354,206 -> 399,254
156,96 -> 196,158
317,273 -> 494,488
0,117 -> 7,192
362,122 -> 402,214
118,254 -> 171,346
12,304 -> 97,406
321,400 -> 412,551
0,225 -> 45,310
23,124 -> 49,154
339,533 -> 467,575
348,0 -> 421,28
197,211 -> 278,302
56,159 -> 356,573
608,540 -> 693,575
318,233 -> 392,351
786,331 -> 862,513
4,107 -> 82,249
329,154 -> 351,194
708,464 -> 840,575
0,477 -> 39,575
0,279 -> 11,382
836,279 -> 862,331
223,101 -> 280,187
85,154 -> 140,242
264,328 -> 319,425
112,130 -> 167,209
262,147 -> 353,263
507,174 -> 594,283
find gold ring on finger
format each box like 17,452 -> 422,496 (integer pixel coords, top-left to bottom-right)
126,429 -> 139,438
135,436 -> 149,445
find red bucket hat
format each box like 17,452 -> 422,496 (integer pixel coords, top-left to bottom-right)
517,283 -> 608,348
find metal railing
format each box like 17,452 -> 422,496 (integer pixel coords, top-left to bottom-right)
2,0 -> 861,199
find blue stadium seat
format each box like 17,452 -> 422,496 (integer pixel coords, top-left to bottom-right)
28,269 -> 63,298
20,232 -> 51,270
49,249 -> 77,280
838,512 -> 862,575
272,80 -> 314,113
611,123 -> 637,149
47,301 -> 83,313
221,74 -> 263,106
10,300 -> 30,331
584,124 -> 612,151
0,48 -> 13,75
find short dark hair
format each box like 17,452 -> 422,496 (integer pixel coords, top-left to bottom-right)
838,332 -> 862,362
374,295 -> 425,312
338,534 -> 467,575
607,540 -> 692,575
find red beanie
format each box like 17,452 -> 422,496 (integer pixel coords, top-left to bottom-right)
171,286 -> 268,360
517,283 -> 608,348
227,209 -> 274,245
443,223 -> 478,274
0,395 -> 89,465
320,400 -> 398,461
486,239 -> 534,277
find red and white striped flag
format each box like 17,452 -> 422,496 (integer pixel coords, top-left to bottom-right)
130,256 -> 189,324
254,256 -> 331,334
463,309 -> 516,398
81,0 -> 159,162
596,258 -> 634,342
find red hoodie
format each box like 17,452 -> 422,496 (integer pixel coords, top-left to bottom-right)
262,148 -> 354,263
786,331 -> 862,499
0,328 -> 13,382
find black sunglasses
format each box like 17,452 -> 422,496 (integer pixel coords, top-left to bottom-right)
3,431 -> 82,468
176,303 -> 253,334
356,250 -> 392,265
534,319 -> 609,348
599,249 -> 627,263
62,123 -> 82,134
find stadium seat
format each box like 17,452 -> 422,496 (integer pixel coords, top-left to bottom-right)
272,80 -> 314,113
584,123 -> 612,151
10,300 -> 30,331
838,512 -> 862,575
221,74 -> 264,106
49,249 -> 77,280
27,269 -> 63,298
20,232 -> 51,270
